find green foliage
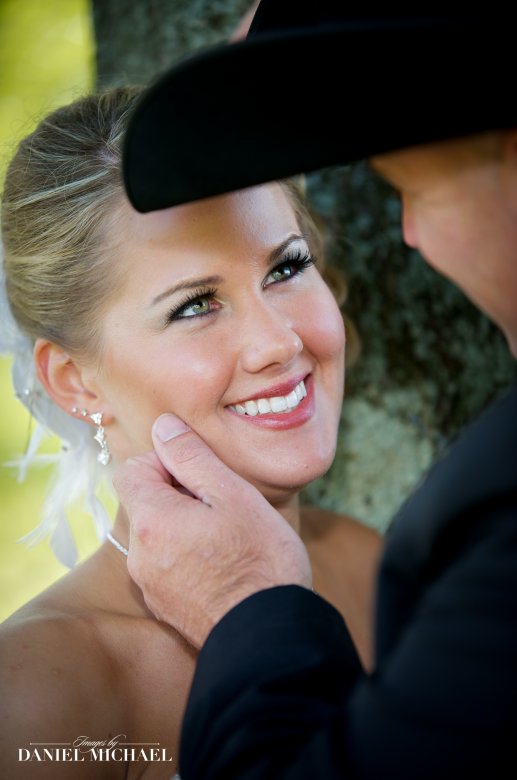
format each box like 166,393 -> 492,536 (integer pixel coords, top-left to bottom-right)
0,0 -> 94,621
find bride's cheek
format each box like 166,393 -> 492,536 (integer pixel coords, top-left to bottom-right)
312,302 -> 346,361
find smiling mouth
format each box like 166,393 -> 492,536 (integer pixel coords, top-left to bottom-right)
228,379 -> 307,417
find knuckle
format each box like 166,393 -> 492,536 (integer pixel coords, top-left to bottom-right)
113,456 -> 148,496
171,435 -> 207,466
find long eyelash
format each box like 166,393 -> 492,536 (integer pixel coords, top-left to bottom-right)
166,287 -> 217,323
289,249 -> 316,270
273,247 -> 316,276
165,248 -> 314,323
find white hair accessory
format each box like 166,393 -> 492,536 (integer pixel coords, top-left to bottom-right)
0,242 -> 112,567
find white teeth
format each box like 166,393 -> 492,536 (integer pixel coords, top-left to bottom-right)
270,396 -> 288,413
286,390 -> 298,409
257,398 -> 271,414
229,380 -> 307,417
244,400 -> 258,416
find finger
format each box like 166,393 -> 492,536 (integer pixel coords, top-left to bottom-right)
152,412 -> 247,505
113,450 -> 187,520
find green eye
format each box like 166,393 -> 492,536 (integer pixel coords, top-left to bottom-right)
183,297 -> 210,317
264,249 -> 314,288
270,265 -> 294,282
167,287 -> 218,322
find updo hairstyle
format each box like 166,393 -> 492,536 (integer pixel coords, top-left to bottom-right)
2,85 -> 358,366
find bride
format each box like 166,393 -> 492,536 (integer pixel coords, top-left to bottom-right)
0,86 -> 381,778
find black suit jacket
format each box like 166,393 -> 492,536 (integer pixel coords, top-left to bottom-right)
179,385 -> 517,779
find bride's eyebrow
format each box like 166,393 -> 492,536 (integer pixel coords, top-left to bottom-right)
150,234 -> 308,308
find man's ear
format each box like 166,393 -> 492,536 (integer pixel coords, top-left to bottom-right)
33,338 -> 112,421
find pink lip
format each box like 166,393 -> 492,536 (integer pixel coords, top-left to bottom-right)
226,374 -> 315,431
229,372 -> 309,407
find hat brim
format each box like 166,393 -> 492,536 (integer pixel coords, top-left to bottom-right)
123,19 -> 513,212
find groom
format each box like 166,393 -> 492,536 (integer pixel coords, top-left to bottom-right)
118,3 -> 517,778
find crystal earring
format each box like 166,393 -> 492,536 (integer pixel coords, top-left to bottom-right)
89,412 -> 111,466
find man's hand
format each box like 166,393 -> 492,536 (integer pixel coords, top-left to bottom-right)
113,413 -> 312,648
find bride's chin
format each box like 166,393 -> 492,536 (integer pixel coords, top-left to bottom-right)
250,446 -> 336,493
250,463 -> 335,506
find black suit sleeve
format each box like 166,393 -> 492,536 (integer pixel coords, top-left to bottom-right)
179,387 -> 517,780
179,585 -> 365,779
179,501 -> 517,780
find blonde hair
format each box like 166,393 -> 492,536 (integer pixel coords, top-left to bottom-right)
2,86 -> 142,359
0,87 -> 146,566
2,86 -> 357,364
0,86 -> 358,564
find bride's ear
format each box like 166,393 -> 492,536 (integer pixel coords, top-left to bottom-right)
33,338 -> 112,421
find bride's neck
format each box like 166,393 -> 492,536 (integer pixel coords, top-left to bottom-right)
271,493 -> 301,535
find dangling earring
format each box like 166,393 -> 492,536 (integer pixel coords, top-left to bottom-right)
89,412 -> 111,466
71,407 -> 111,465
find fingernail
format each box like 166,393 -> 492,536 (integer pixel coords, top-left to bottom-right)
154,413 -> 191,442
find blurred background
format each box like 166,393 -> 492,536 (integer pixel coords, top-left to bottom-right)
0,0 -> 95,620
1,0 -> 515,623
0,0 -> 256,623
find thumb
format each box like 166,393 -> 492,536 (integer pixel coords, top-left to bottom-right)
152,413 -> 245,504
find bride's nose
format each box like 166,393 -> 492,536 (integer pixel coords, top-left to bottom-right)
239,301 -> 303,373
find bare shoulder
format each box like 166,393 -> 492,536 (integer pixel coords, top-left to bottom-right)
300,503 -> 384,589
0,604 -> 123,778
1,601 -> 119,699
300,505 -> 384,670
0,555 -> 196,777
301,504 -> 383,548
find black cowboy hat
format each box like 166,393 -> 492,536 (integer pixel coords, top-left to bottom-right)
122,1 -> 515,213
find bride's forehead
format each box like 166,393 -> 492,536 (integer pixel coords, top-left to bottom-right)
117,184 -> 299,247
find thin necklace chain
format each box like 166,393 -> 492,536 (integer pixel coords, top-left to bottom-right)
106,531 -> 129,557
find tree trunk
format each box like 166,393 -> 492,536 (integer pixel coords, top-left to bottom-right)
92,0 -> 517,531
92,0 -> 251,87
302,164 -> 516,529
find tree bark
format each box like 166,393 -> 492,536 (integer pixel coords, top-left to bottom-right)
302,164 -> 516,529
92,0 -> 251,88
92,0 -> 517,531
